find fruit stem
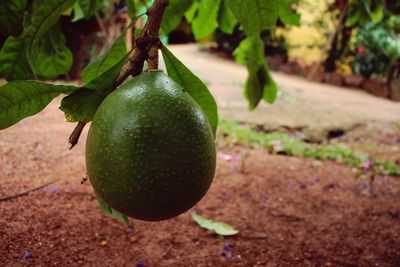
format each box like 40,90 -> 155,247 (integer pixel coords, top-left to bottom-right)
69,0 -> 169,149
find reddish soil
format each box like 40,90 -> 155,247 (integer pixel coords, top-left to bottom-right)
1,100 -> 400,266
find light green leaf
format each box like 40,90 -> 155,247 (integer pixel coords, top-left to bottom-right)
192,0 -> 221,40
346,6 -> 360,27
218,0 -> 237,34
278,0 -> 301,26
191,213 -> 239,236
0,81 -> 78,130
72,2 -> 85,22
161,0 -> 194,35
234,36 -> 278,109
0,0 -> 27,36
34,23 -> 73,79
184,1 -> 199,23
60,54 -> 129,122
0,36 -> 33,81
95,194 -> 129,224
161,45 -> 218,138
369,1 -> 383,22
227,0 -> 279,36
81,35 -> 127,84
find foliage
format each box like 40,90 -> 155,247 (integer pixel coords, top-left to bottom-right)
346,0 -> 385,27
218,120 -> 400,177
353,16 -> 400,77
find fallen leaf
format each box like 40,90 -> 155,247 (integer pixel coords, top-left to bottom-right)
191,213 -> 239,236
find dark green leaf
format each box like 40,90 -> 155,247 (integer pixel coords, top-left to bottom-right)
234,36 -> 278,109
95,194 -> 129,224
81,35 -> 127,84
0,36 -> 33,81
77,0 -> 104,18
161,0 -> 194,35
218,0 -> 237,34
24,0 -> 77,71
60,54 -> 129,122
59,88 -> 108,122
192,0 -> 221,40
369,1 -> 383,22
191,213 -> 239,236
227,0 -> 279,36
278,0 -> 301,26
0,81 -> 78,130
81,15 -> 144,84
34,23 -> 73,79
126,0 -> 137,19
0,0 -> 27,36
161,45 -> 218,138
346,6 -> 361,27
261,65 -> 278,104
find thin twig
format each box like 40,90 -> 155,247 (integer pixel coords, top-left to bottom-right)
68,0 -> 169,148
0,178 -> 60,202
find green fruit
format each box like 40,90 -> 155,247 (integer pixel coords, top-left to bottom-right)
86,71 -> 216,221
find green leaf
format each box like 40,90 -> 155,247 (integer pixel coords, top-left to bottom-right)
34,23 -> 73,79
218,0 -> 237,34
0,36 -> 33,81
81,35 -> 127,84
234,36 -> 278,109
126,0 -> 137,19
77,0 -> 104,18
0,81 -> 78,130
227,0 -> 279,36
191,213 -> 239,236
26,0 -> 77,41
60,54 -> 129,122
261,65 -> 278,104
161,45 -> 218,138
346,6 -> 361,27
95,194 -> 129,224
161,0 -> 194,35
184,1 -> 199,23
59,89 -> 106,122
72,2 -> 85,22
24,0 -> 77,72
127,0 -> 152,18
192,0 -> 221,40
81,15 -> 144,84
0,0 -> 27,36
369,0 -> 383,22
278,0 -> 301,26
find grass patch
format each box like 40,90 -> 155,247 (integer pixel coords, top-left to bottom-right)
217,120 -> 400,177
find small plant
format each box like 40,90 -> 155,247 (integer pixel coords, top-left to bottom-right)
218,120 -> 400,177
353,16 -> 400,78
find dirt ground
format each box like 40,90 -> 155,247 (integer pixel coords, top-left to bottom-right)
1,99 -> 400,267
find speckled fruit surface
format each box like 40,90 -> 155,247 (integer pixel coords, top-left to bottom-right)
85,71 -> 216,221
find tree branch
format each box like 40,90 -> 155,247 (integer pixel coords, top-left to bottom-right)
69,0 -> 169,149
0,179 -> 60,202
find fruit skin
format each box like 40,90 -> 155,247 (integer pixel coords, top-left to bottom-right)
86,71 -> 216,221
